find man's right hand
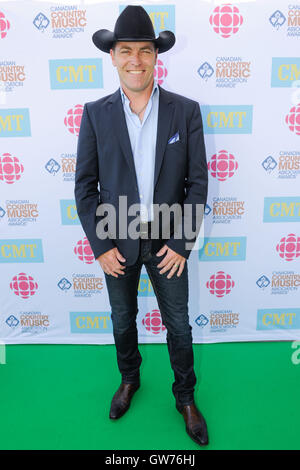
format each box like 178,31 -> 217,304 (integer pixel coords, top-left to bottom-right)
97,247 -> 126,278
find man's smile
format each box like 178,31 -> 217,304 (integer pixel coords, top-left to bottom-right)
127,70 -> 145,74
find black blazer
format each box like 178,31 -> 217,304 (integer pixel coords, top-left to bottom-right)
74,84 -> 208,266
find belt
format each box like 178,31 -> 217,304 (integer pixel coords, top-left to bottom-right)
139,221 -> 153,239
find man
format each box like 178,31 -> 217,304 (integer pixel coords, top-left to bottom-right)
75,5 -> 209,447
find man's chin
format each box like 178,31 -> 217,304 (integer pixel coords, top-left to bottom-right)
129,86 -> 147,93
122,79 -> 153,94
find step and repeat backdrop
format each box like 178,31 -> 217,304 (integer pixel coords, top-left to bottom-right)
0,0 -> 299,344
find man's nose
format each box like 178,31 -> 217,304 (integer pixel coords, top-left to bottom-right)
130,52 -> 142,66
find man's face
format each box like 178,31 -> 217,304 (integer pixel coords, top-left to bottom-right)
110,41 -> 158,93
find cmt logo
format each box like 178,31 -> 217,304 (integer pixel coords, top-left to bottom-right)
199,237 -> 246,262
257,308 -> 300,330
201,105 -> 253,134
285,104 -> 300,136
206,271 -> 235,297
120,5 -> 175,35
142,309 -> 166,335
0,109 -> 31,137
276,233 -> 300,261
60,199 -> 79,225
264,197 -> 300,222
271,58 -> 300,87
138,274 -> 154,297
209,4 -> 243,38
0,239 -> 44,263
70,312 -> 113,333
207,150 -> 238,181
0,11 -> 10,39
49,59 -> 103,90
0,154 -> 24,184
64,105 -> 83,136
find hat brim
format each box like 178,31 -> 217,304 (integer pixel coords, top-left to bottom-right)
92,29 -> 175,54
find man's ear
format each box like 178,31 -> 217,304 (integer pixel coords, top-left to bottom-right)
110,49 -> 116,66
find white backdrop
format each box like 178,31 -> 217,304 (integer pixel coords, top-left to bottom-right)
1,0 -> 300,344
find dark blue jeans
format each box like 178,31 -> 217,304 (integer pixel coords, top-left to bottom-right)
104,238 -> 196,406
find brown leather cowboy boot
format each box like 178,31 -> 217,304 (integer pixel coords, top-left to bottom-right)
109,383 -> 140,419
176,402 -> 209,446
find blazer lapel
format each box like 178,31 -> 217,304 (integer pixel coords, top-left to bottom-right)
107,85 -> 174,191
108,89 -> 139,188
154,85 -> 173,189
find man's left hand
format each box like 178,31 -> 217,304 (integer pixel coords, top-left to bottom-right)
156,245 -> 186,279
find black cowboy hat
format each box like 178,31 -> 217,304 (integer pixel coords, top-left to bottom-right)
92,5 -> 175,54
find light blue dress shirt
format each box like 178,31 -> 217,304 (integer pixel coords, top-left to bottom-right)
120,80 -> 159,222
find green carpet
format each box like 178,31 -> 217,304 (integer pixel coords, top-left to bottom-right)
0,341 -> 299,450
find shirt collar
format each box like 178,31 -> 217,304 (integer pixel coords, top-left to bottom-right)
120,80 -> 158,105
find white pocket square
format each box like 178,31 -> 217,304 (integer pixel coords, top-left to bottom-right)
168,131 -> 180,144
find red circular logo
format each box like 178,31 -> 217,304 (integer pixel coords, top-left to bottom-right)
0,153 -> 24,184
276,234 -> 300,262
74,237 -> 95,264
285,104 -> 300,136
154,59 -> 168,85
64,104 -> 83,136
206,271 -> 235,297
208,150 -> 238,181
0,11 -> 10,39
142,309 -> 166,334
10,273 -> 38,299
209,4 -> 243,38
